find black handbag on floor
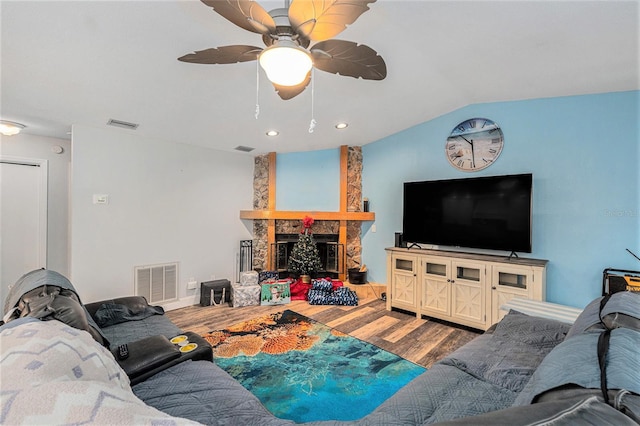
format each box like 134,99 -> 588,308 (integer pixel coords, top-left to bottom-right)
200,279 -> 231,306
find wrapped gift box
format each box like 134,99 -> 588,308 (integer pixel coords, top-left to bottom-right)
260,281 -> 291,306
230,283 -> 261,307
239,270 -> 259,286
258,270 -> 279,283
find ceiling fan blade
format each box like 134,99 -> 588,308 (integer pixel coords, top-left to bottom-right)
310,39 -> 386,80
289,0 -> 376,41
178,45 -> 262,64
201,0 -> 276,35
273,72 -> 311,100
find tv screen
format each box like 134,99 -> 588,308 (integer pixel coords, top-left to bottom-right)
402,174 -> 532,253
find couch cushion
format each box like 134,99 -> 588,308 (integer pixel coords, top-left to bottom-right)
493,310 -> 569,348
99,314 -> 182,347
361,363 -> 518,424
433,395 -> 639,426
133,359 -> 295,426
439,312 -> 570,394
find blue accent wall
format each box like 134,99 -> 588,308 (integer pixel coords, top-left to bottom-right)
273,91 -> 639,309
276,149 -> 340,211
362,91 -> 639,309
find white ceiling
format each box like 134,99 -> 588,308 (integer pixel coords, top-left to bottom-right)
1,0 -> 638,155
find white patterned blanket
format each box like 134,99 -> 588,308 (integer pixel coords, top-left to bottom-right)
0,318 -> 201,425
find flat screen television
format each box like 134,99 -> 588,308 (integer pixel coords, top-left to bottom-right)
402,173 -> 533,253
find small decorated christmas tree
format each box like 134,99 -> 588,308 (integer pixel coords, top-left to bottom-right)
288,216 -> 322,279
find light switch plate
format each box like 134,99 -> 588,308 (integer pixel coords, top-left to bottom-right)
93,194 -> 109,204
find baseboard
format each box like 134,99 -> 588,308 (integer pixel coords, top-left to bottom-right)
161,294 -> 200,312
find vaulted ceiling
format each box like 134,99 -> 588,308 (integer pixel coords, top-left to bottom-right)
1,1 -> 638,154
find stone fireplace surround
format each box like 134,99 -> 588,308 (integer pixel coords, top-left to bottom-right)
245,146 -> 373,280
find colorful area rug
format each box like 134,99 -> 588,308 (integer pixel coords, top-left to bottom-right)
202,310 -> 426,422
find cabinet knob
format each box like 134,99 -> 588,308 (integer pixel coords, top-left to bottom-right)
492,286 -> 497,290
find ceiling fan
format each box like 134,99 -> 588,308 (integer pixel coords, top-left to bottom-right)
178,0 -> 387,100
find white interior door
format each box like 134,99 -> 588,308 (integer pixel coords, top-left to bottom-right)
0,157 -> 48,311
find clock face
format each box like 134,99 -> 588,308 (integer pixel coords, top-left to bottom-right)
445,118 -> 504,171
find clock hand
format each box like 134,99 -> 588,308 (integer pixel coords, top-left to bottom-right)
459,136 -> 476,167
470,142 -> 476,168
459,135 -> 473,145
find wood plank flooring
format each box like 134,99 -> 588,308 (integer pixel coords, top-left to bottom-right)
166,297 -> 481,368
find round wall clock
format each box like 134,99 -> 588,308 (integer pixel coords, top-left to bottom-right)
445,118 -> 504,171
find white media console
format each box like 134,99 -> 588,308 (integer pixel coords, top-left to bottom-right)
386,247 -> 548,330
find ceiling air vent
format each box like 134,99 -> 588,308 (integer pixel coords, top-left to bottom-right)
234,145 -> 255,152
107,118 -> 139,130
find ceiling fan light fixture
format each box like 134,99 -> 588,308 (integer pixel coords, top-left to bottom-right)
259,39 -> 312,86
0,120 -> 26,136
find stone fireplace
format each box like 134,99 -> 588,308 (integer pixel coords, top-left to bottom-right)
243,146 -> 373,281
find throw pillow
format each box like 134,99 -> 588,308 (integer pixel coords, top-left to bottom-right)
493,310 -> 569,347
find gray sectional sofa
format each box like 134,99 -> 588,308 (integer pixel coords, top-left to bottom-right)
1,269 -> 639,425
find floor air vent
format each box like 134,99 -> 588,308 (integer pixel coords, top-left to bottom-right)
135,262 -> 178,304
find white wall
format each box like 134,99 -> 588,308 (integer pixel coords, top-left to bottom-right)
71,125 -> 254,306
0,133 -> 71,277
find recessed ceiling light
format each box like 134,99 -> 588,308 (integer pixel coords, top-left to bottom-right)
266,130 -> 279,137
335,122 -> 348,130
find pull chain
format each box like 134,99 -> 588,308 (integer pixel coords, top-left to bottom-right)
255,58 -> 260,119
309,69 -> 316,133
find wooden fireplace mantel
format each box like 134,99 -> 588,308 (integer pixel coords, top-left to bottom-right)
239,210 -> 374,221
242,147 -> 372,280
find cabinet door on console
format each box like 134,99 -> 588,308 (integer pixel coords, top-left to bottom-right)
421,257 -> 451,317
450,260 -> 486,328
390,254 -> 419,312
490,265 -> 535,324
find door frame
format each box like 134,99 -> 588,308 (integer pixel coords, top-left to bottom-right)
1,155 -> 49,269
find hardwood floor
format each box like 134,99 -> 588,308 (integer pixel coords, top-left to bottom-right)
166,296 -> 481,368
